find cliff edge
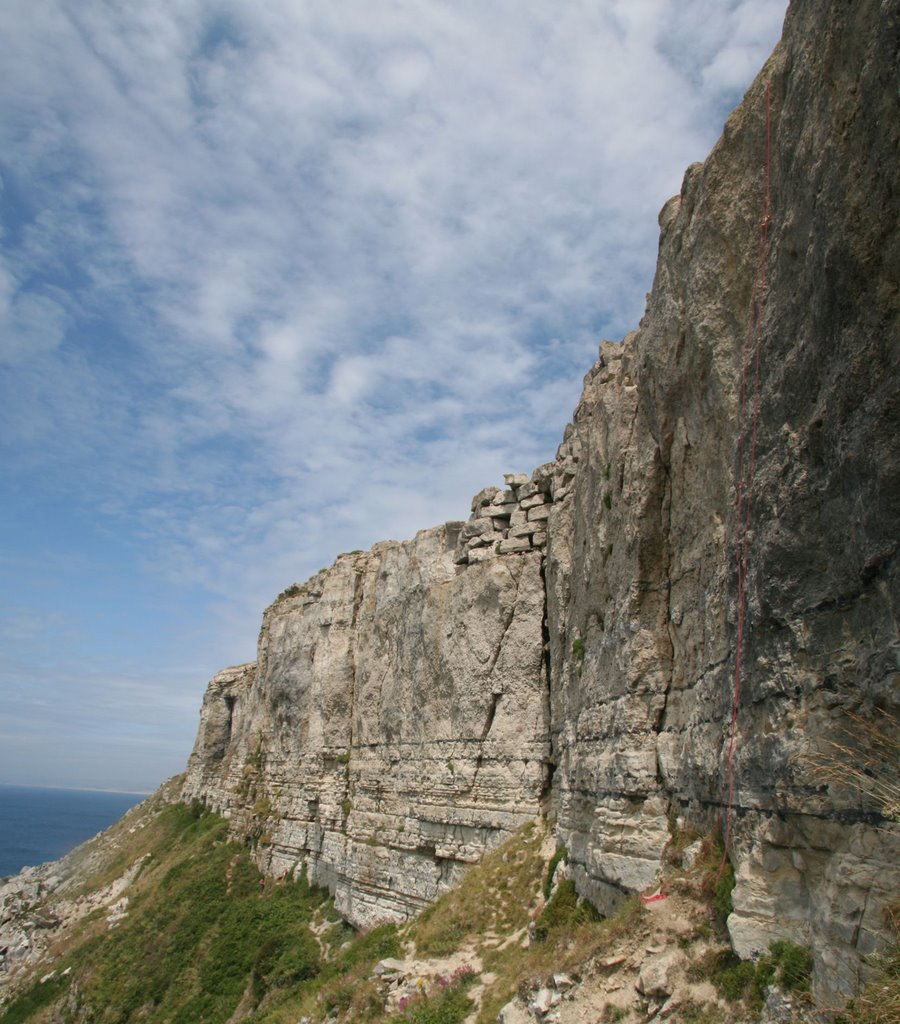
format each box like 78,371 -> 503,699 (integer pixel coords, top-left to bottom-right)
183,0 -> 900,1003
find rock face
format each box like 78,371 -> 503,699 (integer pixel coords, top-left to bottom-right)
183,0 -> 899,1002
184,525 -> 549,927
544,0 -> 900,1001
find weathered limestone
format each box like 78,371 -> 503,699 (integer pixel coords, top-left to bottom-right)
544,0 -> 900,1003
183,0 -> 899,1003
184,527 -> 549,927
452,458 -> 563,567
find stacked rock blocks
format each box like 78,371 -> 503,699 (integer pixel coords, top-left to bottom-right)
454,472 -> 554,565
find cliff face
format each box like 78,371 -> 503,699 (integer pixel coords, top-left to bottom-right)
184,0 -> 900,1002
184,526 -> 550,926
545,0 -> 900,998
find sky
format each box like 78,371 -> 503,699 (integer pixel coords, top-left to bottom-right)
0,0 -> 788,793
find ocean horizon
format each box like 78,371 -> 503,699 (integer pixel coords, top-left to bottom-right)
0,784 -> 147,879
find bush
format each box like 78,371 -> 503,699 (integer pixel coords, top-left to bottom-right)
713,859 -> 735,918
544,845 -> 568,899
251,928 -> 320,1000
715,958 -> 760,1003
769,940 -> 813,992
694,835 -> 735,922
339,922 -> 401,968
533,880 -> 601,942
701,940 -> 812,1009
397,968 -> 476,1024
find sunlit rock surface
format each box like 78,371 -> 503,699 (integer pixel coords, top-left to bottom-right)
184,0 -> 899,1001
184,526 -> 549,927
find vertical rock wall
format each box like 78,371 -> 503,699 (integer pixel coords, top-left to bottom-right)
546,0 -> 900,1000
184,524 -> 550,927
183,0 -> 899,1001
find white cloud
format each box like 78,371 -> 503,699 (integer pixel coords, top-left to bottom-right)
0,0 -> 788,789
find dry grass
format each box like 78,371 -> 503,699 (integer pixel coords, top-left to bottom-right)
410,821 -> 544,957
836,902 -> 900,1024
803,708 -> 900,822
474,893 -> 644,1024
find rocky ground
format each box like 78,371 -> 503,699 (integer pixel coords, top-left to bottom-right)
3,791 -> 897,1024
360,826 -> 817,1024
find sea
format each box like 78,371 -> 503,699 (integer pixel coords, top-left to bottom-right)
0,784 -> 147,880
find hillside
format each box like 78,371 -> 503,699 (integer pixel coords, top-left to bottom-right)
2,0 -> 898,1019
0,794 -> 844,1024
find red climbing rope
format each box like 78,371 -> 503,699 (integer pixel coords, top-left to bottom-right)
721,80 -> 773,865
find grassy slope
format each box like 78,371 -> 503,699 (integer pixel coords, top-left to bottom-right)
0,800 -> 343,1024
7,802 -> 890,1024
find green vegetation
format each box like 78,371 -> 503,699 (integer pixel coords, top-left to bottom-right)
0,806 -> 834,1024
544,843 -> 568,898
0,803 -> 404,1024
603,492 -> 612,510
571,637 -> 585,663
532,879 -> 601,942
338,922 -> 402,968
687,833 -> 735,922
396,967 -> 476,1024
411,820 -> 542,958
0,973 -> 70,1024
16,806 -> 325,1024
713,859 -> 735,918
689,940 -> 812,1010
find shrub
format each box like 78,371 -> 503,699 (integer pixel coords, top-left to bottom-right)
694,835 -> 735,922
768,940 -> 813,992
251,928 -> 320,1000
715,958 -> 760,1003
544,845 -> 568,899
339,922 -> 401,968
713,859 -> 735,918
533,879 -> 601,942
698,940 -> 812,1009
397,967 -> 476,1024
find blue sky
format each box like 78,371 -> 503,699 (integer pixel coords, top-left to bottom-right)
0,0 -> 787,793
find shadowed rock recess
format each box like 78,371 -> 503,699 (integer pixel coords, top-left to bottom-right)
184,0 -> 899,1002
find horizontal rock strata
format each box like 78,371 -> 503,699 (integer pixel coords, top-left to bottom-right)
183,0 -> 899,1002
184,526 -> 550,927
544,0 -> 900,1002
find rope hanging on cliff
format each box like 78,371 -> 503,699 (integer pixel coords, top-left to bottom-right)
721,79 -> 773,864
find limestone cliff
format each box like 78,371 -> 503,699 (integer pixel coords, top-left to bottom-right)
544,0 -> 900,1000
183,0 -> 899,1003
184,527 -> 550,927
